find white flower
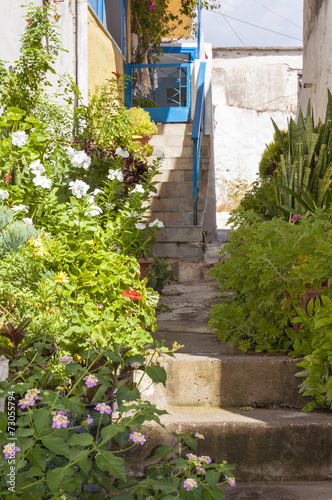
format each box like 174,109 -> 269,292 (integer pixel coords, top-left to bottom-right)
0,190 -> 9,200
11,131 -> 27,147
105,203 -> 115,210
71,151 -> 91,170
11,204 -> 28,213
115,147 -> 130,159
149,219 -> 164,228
132,184 -> 144,194
69,179 -> 89,198
153,150 -> 165,159
131,211 -> 139,218
108,170 -> 124,182
33,175 -> 52,189
66,146 -> 76,158
91,188 -> 103,195
30,160 -> 45,175
22,218 -> 33,225
85,205 -> 103,217
135,222 -> 146,230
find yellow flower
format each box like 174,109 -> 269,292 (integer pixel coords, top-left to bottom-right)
33,246 -> 48,257
57,288 -> 61,295
172,341 -> 184,352
29,237 -> 43,247
54,271 -> 69,284
60,301 -> 64,307
74,354 -> 81,361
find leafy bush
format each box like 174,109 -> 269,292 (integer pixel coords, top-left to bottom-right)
209,210 -> 332,353
293,296 -> 332,411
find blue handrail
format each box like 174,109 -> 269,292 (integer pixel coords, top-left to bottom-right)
192,62 -> 206,225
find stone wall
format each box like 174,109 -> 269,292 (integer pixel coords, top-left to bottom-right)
300,0 -> 332,123
212,47 -> 302,210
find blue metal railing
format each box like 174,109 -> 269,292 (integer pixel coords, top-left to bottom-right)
125,63 -> 191,123
192,62 -> 206,225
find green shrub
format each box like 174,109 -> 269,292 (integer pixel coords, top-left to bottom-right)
209,210 -> 332,353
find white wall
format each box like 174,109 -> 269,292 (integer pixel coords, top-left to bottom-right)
300,0 -> 332,123
0,0 -> 88,104
212,47 -> 302,208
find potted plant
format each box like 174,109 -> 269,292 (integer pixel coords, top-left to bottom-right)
129,107 -> 158,144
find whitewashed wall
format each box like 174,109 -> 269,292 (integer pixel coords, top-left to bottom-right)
212,47 -> 302,208
300,0 -> 332,124
0,0 -> 88,103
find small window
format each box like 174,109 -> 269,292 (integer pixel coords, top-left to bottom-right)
89,0 -> 127,56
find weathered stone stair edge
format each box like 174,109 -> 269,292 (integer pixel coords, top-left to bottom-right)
141,352 -> 308,408
124,408 -> 332,481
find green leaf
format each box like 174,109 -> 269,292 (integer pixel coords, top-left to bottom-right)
146,365 -> 167,386
149,445 -> 174,460
116,386 -> 140,406
302,400 -> 318,412
41,435 -> 69,456
27,447 -> 47,472
46,467 -> 74,494
96,451 -> 126,479
205,470 -> 221,490
0,412 -> 7,432
203,488 -> 226,500
83,302 -> 100,319
33,409 -> 50,434
10,357 -> 28,367
68,433 -> 94,447
100,424 -> 118,441
153,477 -> 180,493
79,456 -> 92,476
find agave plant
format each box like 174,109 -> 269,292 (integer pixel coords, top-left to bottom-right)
264,91 -> 332,218
0,206 -> 36,258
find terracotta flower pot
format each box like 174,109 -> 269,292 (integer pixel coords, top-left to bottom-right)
137,257 -> 154,280
131,135 -> 151,145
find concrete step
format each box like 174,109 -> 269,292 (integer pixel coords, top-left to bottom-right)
155,225 -> 203,243
148,195 -> 205,212
223,481 -> 332,500
154,181 -> 195,198
156,144 -> 210,158
151,132 -> 211,149
154,168 -> 208,184
159,157 -> 209,171
141,352 -> 308,408
124,407 -> 332,481
146,210 -> 204,226
152,242 -> 205,260
156,123 -> 193,136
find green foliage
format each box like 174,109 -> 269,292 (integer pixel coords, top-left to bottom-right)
258,131 -> 288,178
269,93 -> 332,218
209,210 -> 332,353
293,295 -> 332,411
129,107 -> 158,137
131,0 -> 217,63
147,256 -> 174,294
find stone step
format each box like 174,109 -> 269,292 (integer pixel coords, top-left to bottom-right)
154,168 -> 208,184
151,133 -> 211,149
157,144 -> 210,158
141,352 -> 308,408
154,181 -> 195,198
223,481 -> 332,500
148,195 -> 205,212
156,123 -> 193,136
124,407 -> 332,481
159,157 -> 209,171
145,210 -> 204,226
155,225 -> 203,243
152,242 -> 205,260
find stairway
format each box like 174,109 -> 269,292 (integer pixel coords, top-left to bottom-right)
147,124 -> 212,281
127,281 -> 332,498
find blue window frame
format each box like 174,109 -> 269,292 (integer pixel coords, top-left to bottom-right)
88,0 -> 127,55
